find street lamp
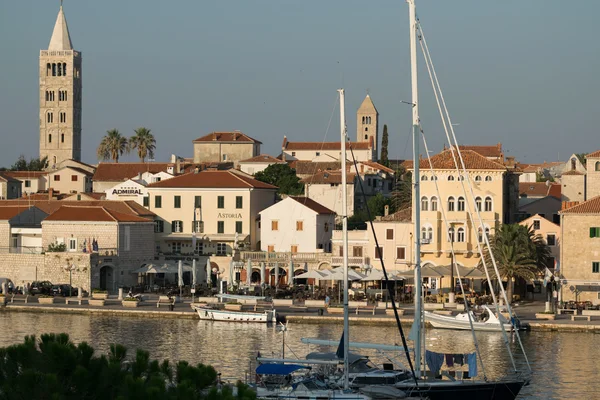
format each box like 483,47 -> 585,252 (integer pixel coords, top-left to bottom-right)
64,264 -> 75,297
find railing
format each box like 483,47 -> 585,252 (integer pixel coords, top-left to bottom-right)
40,50 -> 79,57
330,256 -> 367,266
240,251 -> 368,267
0,246 -> 44,255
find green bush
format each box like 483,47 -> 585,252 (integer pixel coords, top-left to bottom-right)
92,288 -> 108,294
47,242 -> 67,252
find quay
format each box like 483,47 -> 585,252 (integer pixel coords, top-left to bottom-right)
3,295 -> 600,332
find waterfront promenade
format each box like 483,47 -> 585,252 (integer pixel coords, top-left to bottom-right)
2,294 -> 600,332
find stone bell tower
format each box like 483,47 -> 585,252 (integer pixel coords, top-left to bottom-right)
356,94 -> 378,159
39,4 -> 82,167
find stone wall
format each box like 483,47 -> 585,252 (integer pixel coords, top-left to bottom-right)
42,221 -> 118,251
561,174 -> 585,202
0,222 -> 10,249
586,157 -> 600,199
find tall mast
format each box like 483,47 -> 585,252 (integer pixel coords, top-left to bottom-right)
338,88 -> 350,390
408,0 -> 423,378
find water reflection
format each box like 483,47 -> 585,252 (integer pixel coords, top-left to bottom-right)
0,312 -> 598,399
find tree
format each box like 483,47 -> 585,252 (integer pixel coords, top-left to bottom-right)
380,124 -> 389,167
348,193 -> 395,229
575,153 -> 587,167
9,155 -> 48,171
0,333 -> 256,400
391,165 -> 411,211
97,129 -> 129,162
129,127 -> 156,162
482,224 -> 551,302
254,163 -> 303,196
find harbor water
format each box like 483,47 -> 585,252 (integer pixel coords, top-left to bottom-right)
0,311 -> 596,399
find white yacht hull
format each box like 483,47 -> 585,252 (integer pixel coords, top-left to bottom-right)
256,387 -> 370,399
193,305 -> 276,323
424,310 -> 513,332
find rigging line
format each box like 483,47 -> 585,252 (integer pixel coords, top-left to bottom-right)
418,21 -> 530,372
417,25 -> 518,373
419,124 -> 488,381
346,144 -> 421,393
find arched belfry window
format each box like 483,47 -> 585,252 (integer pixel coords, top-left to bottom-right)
362,116 -> 366,124
596,161 -> 600,171
571,158 -> 577,171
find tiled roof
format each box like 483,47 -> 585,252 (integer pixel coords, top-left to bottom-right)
193,131 -> 262,144
379,207 -> 412,222
360,161 -> 395,174
293,161 -> 341,176
288,196 -> 335,214
51,166 -> 93,176
93,162 -> 170,182
0,172 -> 21,183
586,150 -> 600,158
0,206 -> 32,220
562,170 -> 585,176
519,182 -> 561,199
560,196 -> 600,214
456,143 -> 503,158
239,154 -> 286,164
404,149 -> 507,170
61,192 -> 107,201
44,206 -> 152,223
300,171 -> 356,184
0,200 -> 155,218
284,141 -> 371,151
2,171 -> 48,179
146,170 -> 277,189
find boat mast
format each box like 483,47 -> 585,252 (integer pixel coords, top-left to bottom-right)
338,88 -> 350,391
408,0 -> 423,379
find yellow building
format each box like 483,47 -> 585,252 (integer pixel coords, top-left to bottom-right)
519,214 -> 560,268
192,131 -> 261,166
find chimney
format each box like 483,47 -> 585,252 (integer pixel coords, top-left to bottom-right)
212,132 -> 217,141
48,188 -> 54,200
176,158 -> 181,174
233,131 -> 237,141
384,205 -> 389,216
506,156 -> 515,168
170,154 -> 176,163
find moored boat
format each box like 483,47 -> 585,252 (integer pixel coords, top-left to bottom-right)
424,306 -> 517,332
192,304 -> 277,323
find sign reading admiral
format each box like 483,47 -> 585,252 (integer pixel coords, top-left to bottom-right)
112,188 -> 143,196
218,213 -> 242,218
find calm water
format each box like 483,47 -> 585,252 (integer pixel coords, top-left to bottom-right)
0,312 -> 597,399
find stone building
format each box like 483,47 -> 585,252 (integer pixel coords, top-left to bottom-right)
193,131 -> 261,165
39,5 -> 82,166
239,154 -> 286,176
301,171 -> 356,218
356,94 -> 379,158
586,150 -> 600,199
0,173 -> 22,200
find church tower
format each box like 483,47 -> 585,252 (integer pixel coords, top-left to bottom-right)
356,94 -> 378,159
40,4 -> 82,167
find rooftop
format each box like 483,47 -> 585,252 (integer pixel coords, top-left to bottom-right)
48,6 -> 73,51
2,171 -> 48,179
283,140 -> 371,151
146,170 -> 277,189
586,150 -> 600,158
0,206 -> 34,220
0,199 -> 155,218
193,131 -> 262,144
379,207 -> 412,222
93,162 -> 170,182
560,196 -> 600,214
519,182 -> 561,199
288,196 -> 335,214
455,143 -> 503,159
562,170 -> 585,176
300,171 -> 357,185
44,206 -> 152,223
239,154 -> 286,164
404,149 -> 507,171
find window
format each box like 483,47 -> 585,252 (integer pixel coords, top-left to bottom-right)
217,196 -> 224,209
553,214 -> 560,225
458,175 -> 465,181
593,262 -> 600,273
448,175 -> 455,181
59,90 -> 67,101
194,196 -> 202,208
59,112 -> 66,123
386,228 -> 394,240
172,242 -> 182,254
475,197 -> 482,211
533,220 -> 541,230
68,238 -> 77,252
339,247 -> 344,256
143,196 -> 149,207
25,180 -> 31,188
71,175 -> 78,182
195,242 -> 203,255
353,246 -> 363,257
457,227 -> 465,242
484,197 -> 492,212
171,220 -> 183,233
448,227 -> 455,243
217,221 -> 225,234
485,176 -> 492,182
48,134 -> 52,143
267,245 -> 275,253
222,154 -> 227,161
271,220 -> 279,231
154,220 -> 164,233
571,158 -> 577,171
475,175 -> 482,182
193,221 -> 204,233
61,133 -> 65,143
447,196 -> 455,211
421,196 -> 429,211
375,246 -> 383,259
324,222 -> 329,232
457,197 -> 465,211
291,152 -> 296,157
296,221 -> 304,231
235,221 -> 243,234
124,226 -> 131,251
155,195 -> 162,208
47,112 -> 54,123
590,227 -> 600,238
485,227 -> 490,240
596,161 -> 600,172
315,152 -> 320,156
54,175 -> 60,181
396,247 -> 406,260
291,245 -> 298,253
547,234 -> 556,246
478,228 -> 484,243
217,243 -> 228,255
431,196 -> 438,211
174,195 -> 181,208
236,196 -> 243,209
421,175 -> 428,181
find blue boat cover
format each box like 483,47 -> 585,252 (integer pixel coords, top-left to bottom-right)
256,364 -> 310,375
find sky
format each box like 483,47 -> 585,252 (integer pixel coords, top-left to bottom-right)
1,0 -> 599,166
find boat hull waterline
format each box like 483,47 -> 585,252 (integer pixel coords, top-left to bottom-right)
193,305 -> 276,323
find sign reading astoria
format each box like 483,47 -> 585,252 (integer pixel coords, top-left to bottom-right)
217,213 -> 243,218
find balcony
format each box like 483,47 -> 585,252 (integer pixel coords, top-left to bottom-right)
240,251 -> 367,267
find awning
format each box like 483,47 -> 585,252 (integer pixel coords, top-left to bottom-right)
256,364 -> 310,375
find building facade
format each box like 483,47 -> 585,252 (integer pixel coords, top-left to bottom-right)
281,138 -> 374,162
302,171 -> 356,217
519,214 -> 560,269
356,94 -> 379,158
0,174 -> 23,200
586,150 -> 600,199
193,132 -> 261,165
239,154 -> 286,176
47,166 -> 92,194
40,5 -> 82,166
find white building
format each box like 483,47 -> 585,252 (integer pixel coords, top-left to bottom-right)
281,137 -> 374,162
105,179 -> 147,205
302,171 -> 356,217
239,154 -> 286,176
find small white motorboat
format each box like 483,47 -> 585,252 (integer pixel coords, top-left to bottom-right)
192,304 -> 277,323
424,305 -> 516,332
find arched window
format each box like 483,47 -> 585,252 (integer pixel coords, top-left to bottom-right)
421,225 -> 433,241
52,156 -> 57,166
48,134 -> 52,143
421,196 -> 429,211
448,227 -> 455,243
421,226 -> 428,240
431,196 -> 438,211
475,175 -> 482,181
457,227 -> 465,242
596,161 -> 600,171
485,176 -> 492,182
571,157 -> 577,171
46,63 -> 51,76
61,133 -> 64,143
448,175 -> 455,181
52,63 -> 57,76
364,134 -> 368,139
421,175 -> 428,181
427,227 -> 433,240
458,175 -> 465,181
365,127 -> 368,132
447,196 -> 455,211
475,197 -> 482,212
457,197 -> 465,211
63,63 -> 67,76
362,116 -> 365,124
484,196 -> 493,212
432,175 -> 438,181
367,117 -> 371,124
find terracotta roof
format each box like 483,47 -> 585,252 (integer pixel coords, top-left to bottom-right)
0,172 -> 21,183
586,150 -> 600,158
455,143 -> 503,158
293,161 -> 341,176
44,206 -> 152,223
284,141 -> 371,151
287,196 -> 335,214
193,131 -> 262,144
61,192 -> 107,201
379,207 -> 412,222
404,149 -> 507,170
519,182 -> 561,199
2,171 -> 48,179
0,206 -> 32,220
239,154 -> 286,164
360,161 -> 395,174
0,200 -> 155,218
562,170 -> 585,176
560,196 -> 600,214
51,166 -> 93,176
93,162 -> 170,182
300,171 -> 356,184
146,170 -> 277,189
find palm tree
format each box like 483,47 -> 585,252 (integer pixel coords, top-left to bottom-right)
129,127 -> 156,162
97,129 -> 129,162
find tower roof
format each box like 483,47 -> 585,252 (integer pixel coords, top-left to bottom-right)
357,94 -> 378,114
48,6 -> 73,51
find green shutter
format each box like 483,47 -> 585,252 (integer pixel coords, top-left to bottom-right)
591,227 -> 596,238
195,196 -> 201,208
174,196 -> 181,208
